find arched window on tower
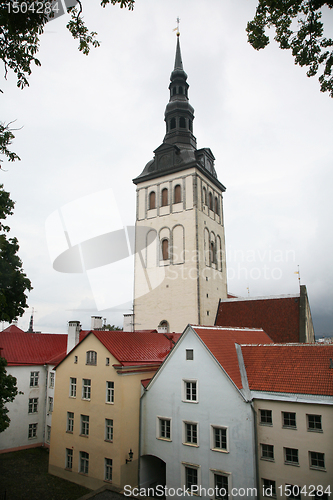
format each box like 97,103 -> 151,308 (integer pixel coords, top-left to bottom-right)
174,184 -> 181,204
179,117 -> 186,128
209,192 -> 213,210
203,187 -> 207,205
189,119 -> 192,132
172,87 -> 177,96
179,86 -> 183,94
215,196 -> 219,214
161,239 -> 169,261
161,188 -> 168,207
149,191 -> 156,210
210,241 -> 215,265
170,117 -> 176,130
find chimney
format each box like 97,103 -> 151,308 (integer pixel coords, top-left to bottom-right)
91,316 -> 103,330
67,321 -> 81,354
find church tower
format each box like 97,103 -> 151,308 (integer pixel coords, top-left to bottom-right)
132,34 -> 227,333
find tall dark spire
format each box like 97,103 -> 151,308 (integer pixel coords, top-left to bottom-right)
163,34 -> 196,149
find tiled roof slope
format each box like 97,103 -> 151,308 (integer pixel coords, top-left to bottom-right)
92,330 -> 181,365
215,295 -> 300,343
242,344 -> 333,396
0,329 -> 67,366
192,326 -> 273,389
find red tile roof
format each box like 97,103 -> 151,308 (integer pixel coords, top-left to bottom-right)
0,329 -> 67,366
192,326 -> 273,389
215,295 -> 300,343
242,344 -> 333,396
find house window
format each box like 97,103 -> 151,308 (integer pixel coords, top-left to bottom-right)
174,184 -> 181,203
149,191 -> 156,209
209,192 -> 213,210
212,426 -> 227,451
46,425 -> 51,443
161,188 -> 168,206
259,409 -> 272,425
309,451 -> 325,470
186,349 -> 193,360
261,444 -> 274,461
284,447 -> 299,465
28,398 -> 38,414
30,371 -> 39,387
82,379 -> 91,400
106,357 -> 110,366
86,350 -> 97,365
285,485 -> 301,500
214,473 -> 228,499
66,448 -> 73,470
105,418 -> 113,442
161,239 -> 169,261
79,451 -> 89,474
282,411 -> 296,428
307,414 -> 322,432
105,458 -> 113,482
48,397 -> 53,413
184,422 -> 198,445
214,196 -> 219,214
262,479 -> 276,498
80,415 -> 89,436
184,380 -> 197,402
203,187 -> 207,205
106,381 -> 114,403
28,423 -> 38,439
74,355 -> 78,364
158,418 -> 171,440
69,377 -> 77,397
185,465 -> 198,491
210,241 -> 215,265
67,412 -> 74,433
49,372 -> 55,388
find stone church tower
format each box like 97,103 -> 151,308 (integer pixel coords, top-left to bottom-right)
132,34 -> 227,333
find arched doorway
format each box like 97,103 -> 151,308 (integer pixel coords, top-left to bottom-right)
140,455 -> 166,496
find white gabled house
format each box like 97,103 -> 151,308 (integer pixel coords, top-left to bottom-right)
139,325 -> 273,499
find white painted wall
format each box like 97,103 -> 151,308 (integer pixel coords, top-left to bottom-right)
140,327 -> 256,499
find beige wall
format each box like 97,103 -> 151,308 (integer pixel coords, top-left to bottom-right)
254,398 -> 333,498
49,334 -> 157,490
133,168 -> 227,333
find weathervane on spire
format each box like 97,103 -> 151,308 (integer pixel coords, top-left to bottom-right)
173,17 -> 180,37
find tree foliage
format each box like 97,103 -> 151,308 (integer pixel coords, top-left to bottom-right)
247,1 -> 333,97
0,121 -> 21,163
0,355 -> 18,433
0,184 -> 32,322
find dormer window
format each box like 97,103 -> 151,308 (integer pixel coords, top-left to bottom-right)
149,191 -> 156,209
161,188 -> 168,207
86,351 -> 97,366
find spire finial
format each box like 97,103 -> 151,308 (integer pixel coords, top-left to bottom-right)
173,17 -> 180,37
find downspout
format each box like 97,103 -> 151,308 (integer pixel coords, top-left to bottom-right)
250,402 -> 259,500
138,386 -> 147,489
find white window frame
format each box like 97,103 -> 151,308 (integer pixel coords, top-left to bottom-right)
28,397 -> 38,414
106,381 -> 114,404
183,420 -> 199,447
209,469 -> 231,500
182,379 -> 198,403
80,414 -> 89,436
28,423 -> 38,439
48,396 -> 53,413
86,350 -> 97,365
49,372 -> 55,388
284,447 -> 299,466
282,411 -> 296,429
105,418 -> 113,442
307,414 -> 322,432
309,451 -> 326,470
156,416 -> 172,441
259,409 -> 273,426
82,378 -> 91,400
67,412 -> 74,433
181,462 -> 201,495
69,377 -> 77,398
46,425 -> 51,443
79,451 -> 89,474
66,448 -> 73,470
30,371 -> 39,387
211,425 -> 228,453
260,443 -> 274,461
105,458 -> 113,482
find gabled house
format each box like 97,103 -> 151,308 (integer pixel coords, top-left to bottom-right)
215,285 -> 314,343
139,325 -> 273,499
48,329 -> 180,491
0,324 -> 67,453
241,343 -> 333,499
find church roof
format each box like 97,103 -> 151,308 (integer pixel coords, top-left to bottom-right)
215,294 -> 302,343
0,327 -> 67,366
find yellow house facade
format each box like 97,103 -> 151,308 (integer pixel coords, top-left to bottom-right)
49,330 -> 178,490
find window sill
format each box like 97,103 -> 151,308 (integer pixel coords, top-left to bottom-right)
260,457 -> 274,462
105,402 -> 114,405
284,462 -> 300,467
81,398 -> 91,402
211,448 -> 228,454
259,422 -> 273,427
79,434 -> 89,438
183,442 -> 199,448
307,428 -> 323,433
69,396 -> 76,399
65,468 -> 72,472
282,426 -> 297,430
309,466 -> 326,472
157,437 -> 172,442
182,399 -> 198,404
66,431 -> 73,434
105,440 -> 113,443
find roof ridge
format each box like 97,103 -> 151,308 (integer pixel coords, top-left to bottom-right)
220,294 -> 300,303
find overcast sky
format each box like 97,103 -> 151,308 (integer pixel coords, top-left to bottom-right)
1,0 -> 332,335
